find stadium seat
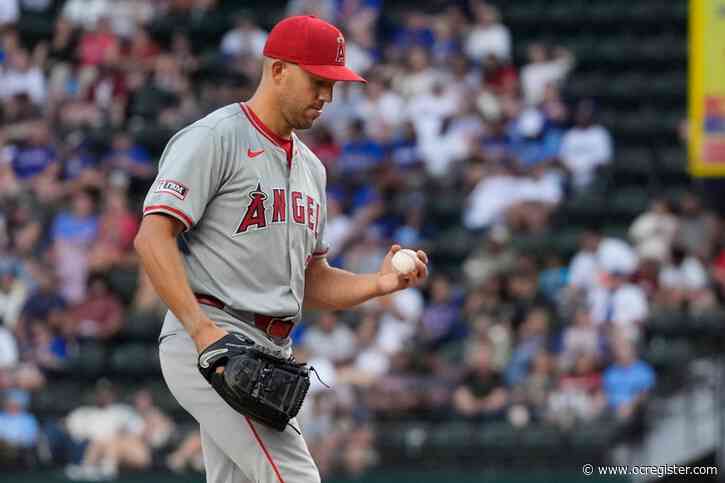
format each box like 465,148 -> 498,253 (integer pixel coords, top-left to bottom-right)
122,311 -> 164,342
31,381 -> 86,417
66,342 -> 107,379
106,268 -> 140,306
109,343 -> 161,377
644,337 -> 694,372
646,311 -> 689,337
476,421 -> 519,449
609,188 -> 651,221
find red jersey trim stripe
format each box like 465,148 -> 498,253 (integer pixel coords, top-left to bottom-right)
143,205 -> 193,231
240,103 -> 285,148
239,103 -> 293,168
244,416 -> 286,483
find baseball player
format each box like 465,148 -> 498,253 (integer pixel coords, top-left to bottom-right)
134,15 -> 429,483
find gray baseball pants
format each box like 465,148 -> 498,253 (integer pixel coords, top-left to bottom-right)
158,311 -> 320,483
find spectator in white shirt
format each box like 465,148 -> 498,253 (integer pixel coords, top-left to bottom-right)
589,269 -> 648,341
0,324 -> 18,369
61,0 -> 112,30
566,230 -> 639,304
629,198 -> 679,263
657,244 -> 715,312
356,76 -> 406,139
372,288 -> 424,356
465,2 -> 511,63
65,380 -> 150,480
559,100 -> 613,190
394,47 -> 443,99
0,0 -> 19,27
521,44 -> 574,106
107,0 -> 156,38
302,312 -> 357,365
463,162 -> 521,230
0,49 -> 47,104
220,16 -> 267,59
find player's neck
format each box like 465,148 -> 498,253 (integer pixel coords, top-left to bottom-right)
245,95 -> 293,140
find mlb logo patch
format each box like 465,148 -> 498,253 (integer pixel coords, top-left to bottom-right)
155,179 -> 189,200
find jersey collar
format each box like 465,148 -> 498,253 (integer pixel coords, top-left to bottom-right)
240,103 -> 294,168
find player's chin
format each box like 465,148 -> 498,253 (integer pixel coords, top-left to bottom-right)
293,116 -> 316,130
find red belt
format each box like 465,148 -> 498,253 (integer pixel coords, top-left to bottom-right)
194,293 -> 295,339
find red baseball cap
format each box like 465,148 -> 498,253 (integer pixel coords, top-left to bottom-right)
263,16 -> 367,83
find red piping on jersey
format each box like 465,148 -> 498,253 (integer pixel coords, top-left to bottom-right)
244,416 -> 286,483
143,205 -> 193,230
240,103 -> 293,168
312,247 -> 329,257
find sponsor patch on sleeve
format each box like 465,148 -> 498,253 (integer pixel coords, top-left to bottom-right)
155,179 -> 189,200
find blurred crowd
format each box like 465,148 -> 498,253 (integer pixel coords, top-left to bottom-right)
0,0 -> 721,480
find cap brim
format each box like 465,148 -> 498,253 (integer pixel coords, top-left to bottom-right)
299,64 -> 367,83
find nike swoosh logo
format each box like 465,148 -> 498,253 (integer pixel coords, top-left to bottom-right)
247,148 -> 265,158
199,348 -> 228,368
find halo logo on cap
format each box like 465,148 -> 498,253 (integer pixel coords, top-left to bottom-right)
335,35 -> 345,64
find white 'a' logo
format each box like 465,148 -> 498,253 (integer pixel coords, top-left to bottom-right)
335,35 -> 345,64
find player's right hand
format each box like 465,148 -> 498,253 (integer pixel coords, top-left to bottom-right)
192,323 -> 229,355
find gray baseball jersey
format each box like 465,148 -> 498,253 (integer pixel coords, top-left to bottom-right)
143,102 -> 329,347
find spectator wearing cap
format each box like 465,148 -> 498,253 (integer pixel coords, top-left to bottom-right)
566,230 -> 639,302
602,337 -> 655,421
589,266 -> 648,342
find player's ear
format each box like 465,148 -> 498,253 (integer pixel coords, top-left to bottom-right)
269,60 -> 288,84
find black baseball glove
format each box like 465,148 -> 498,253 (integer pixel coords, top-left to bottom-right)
197,333 -> 310,432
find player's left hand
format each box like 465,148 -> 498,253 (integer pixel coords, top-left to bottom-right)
376,244 -> 429,295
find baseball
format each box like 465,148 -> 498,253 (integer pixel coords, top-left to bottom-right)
391,249 -> 418,274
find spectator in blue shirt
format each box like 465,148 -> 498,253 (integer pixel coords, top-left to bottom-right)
392,12 -> 435,51
11,121 -> 56,180
0,389 -> 39,449
50,189 -> 99,246
102,131 -> 154,182
603,337 -> 655,420
338,119 -> 384,175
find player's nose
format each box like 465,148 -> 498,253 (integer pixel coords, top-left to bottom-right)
318,84 -> 333,103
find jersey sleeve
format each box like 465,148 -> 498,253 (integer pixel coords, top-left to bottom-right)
142,125 -> 226,231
